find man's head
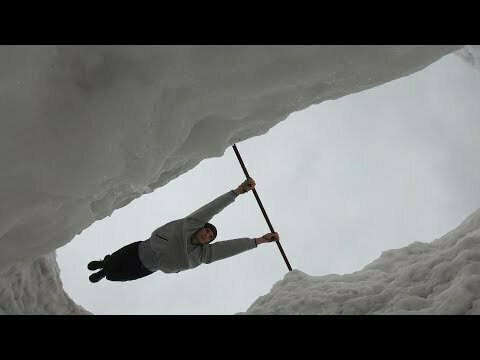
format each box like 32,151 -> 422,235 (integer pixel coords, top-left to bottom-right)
192,223 -> 217,245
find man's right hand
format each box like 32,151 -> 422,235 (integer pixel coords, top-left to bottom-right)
256,232 -> 280,245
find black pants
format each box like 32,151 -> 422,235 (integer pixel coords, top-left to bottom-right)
103,241 -> 153,281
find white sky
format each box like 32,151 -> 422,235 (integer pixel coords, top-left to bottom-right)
56,52 -> 480,314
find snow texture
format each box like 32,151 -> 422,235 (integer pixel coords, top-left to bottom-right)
0,253 -> 90,314
240,209 -> 480,314
456,45 -> 480,71
0,45 -> 466,314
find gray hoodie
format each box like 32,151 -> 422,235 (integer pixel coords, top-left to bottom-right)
138,190 -> 257,273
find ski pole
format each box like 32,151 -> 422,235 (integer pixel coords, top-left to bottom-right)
232,143 -> 293,272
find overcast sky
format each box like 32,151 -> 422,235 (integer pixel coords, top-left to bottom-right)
57,52 -> 480,315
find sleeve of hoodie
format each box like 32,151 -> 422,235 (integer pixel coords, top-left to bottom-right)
186,190 -> 238,225
198,238 -> 257,264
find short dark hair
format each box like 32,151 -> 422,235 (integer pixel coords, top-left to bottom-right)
203,223 -> 217,242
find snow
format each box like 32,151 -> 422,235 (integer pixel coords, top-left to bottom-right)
0,253 -> 90,314
240,209 -> 480,314
456,45 -> 480,71
0,45 -> 469,314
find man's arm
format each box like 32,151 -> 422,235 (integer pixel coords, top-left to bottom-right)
199,232 -> 280,264
199,238 -> 256,264
186,178 -> 256,224
187,191 -> 238,224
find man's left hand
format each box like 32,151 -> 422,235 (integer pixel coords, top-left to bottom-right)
235,177 -> 256,195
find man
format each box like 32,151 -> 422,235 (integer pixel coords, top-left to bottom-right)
88,177 -> 280,283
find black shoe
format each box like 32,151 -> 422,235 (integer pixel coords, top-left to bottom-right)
88,260 -> 103,271
89,270 -> 106,283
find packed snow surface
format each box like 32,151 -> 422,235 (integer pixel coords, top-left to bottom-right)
0,45 -> 468,314
241,209 -> 480,314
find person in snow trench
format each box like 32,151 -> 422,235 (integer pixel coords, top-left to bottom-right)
87,178 -> 280,283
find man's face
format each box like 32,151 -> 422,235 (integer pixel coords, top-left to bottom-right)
195,227 -> 215,244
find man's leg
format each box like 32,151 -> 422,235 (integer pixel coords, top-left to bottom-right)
102,241 -> 153,282
89,269 -> 106,283
87,260 -> 104,270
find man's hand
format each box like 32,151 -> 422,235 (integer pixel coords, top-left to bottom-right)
233,177 -> 256,195
255,232 -> 280,245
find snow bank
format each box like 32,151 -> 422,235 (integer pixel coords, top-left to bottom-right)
0,45 -> 461,314
241,209 -> 480,314
0,253 -> 90,314
456,45 -> 480,71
